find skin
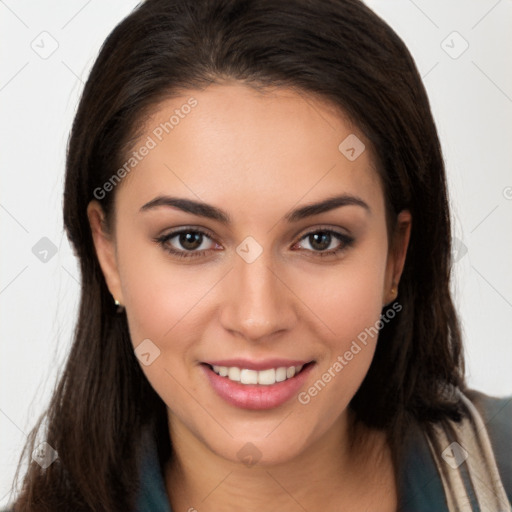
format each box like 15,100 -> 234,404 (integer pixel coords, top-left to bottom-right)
88,82 -> 411,511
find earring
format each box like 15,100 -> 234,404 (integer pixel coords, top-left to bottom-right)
385,285 -> 398,307
114,298 -> 125,313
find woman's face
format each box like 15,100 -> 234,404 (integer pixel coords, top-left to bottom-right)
88,82 -> 411,466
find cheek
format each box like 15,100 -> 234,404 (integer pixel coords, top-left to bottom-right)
294,242 -> 388,407
304,244 -> 388,342
115,234 -> 209,349
117,249 -> 212,411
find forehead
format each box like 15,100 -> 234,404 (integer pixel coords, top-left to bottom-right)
115,82 -> 384,217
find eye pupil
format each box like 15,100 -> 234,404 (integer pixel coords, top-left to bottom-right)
310,232 -> 331,251
180,232 -> 202,250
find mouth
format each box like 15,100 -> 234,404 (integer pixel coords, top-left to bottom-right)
200,361 -> 316,410
202,361 -> 315,386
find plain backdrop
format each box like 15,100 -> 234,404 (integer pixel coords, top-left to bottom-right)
1,0 -> 511,506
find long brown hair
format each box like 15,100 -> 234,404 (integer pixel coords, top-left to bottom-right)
9,0 -> 465,509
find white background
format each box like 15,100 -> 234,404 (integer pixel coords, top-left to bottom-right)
1,0 -> 511,506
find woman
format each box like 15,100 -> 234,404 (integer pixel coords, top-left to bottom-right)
5,0 -> 511,510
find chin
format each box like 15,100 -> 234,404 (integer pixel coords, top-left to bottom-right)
204,428 -> 312,469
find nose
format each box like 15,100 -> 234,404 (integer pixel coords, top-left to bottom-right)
219,250 -> 297,342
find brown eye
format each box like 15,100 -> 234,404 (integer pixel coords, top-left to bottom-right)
177,232 -> 204,251
155,228 -> 219,259
308,231 -> 333,251
295,229 -> 354,257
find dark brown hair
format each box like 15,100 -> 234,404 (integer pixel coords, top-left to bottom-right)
8,0 -> 466,509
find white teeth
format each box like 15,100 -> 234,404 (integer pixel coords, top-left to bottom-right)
228,367 -> 241,382
257,368 -> 275,385
210,364 -> 306,385
275,367 -> 287,382
240,369 -> 258,385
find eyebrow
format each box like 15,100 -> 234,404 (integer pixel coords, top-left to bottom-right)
139,194 -> 370,224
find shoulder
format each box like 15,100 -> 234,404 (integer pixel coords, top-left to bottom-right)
464,388 -> 512,502
464,388 -> 512,448
397,387 -> 512,511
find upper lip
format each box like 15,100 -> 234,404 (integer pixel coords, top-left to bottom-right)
203,358 -> 313,371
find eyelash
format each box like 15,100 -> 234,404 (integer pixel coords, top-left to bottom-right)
154,227 -> 355,260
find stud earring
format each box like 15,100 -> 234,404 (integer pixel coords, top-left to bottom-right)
385,285 -> 398,307
114,298 -> 125,313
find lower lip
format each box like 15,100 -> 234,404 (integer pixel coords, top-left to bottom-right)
201,362 -> 315,410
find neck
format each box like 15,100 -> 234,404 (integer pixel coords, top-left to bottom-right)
164,408 -> 397,512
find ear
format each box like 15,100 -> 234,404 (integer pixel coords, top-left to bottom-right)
383,209 -> 412,306
87,200 -> 124,305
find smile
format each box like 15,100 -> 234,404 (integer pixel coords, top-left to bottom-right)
201,361 -> 315,410
210,364 -> 304,385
